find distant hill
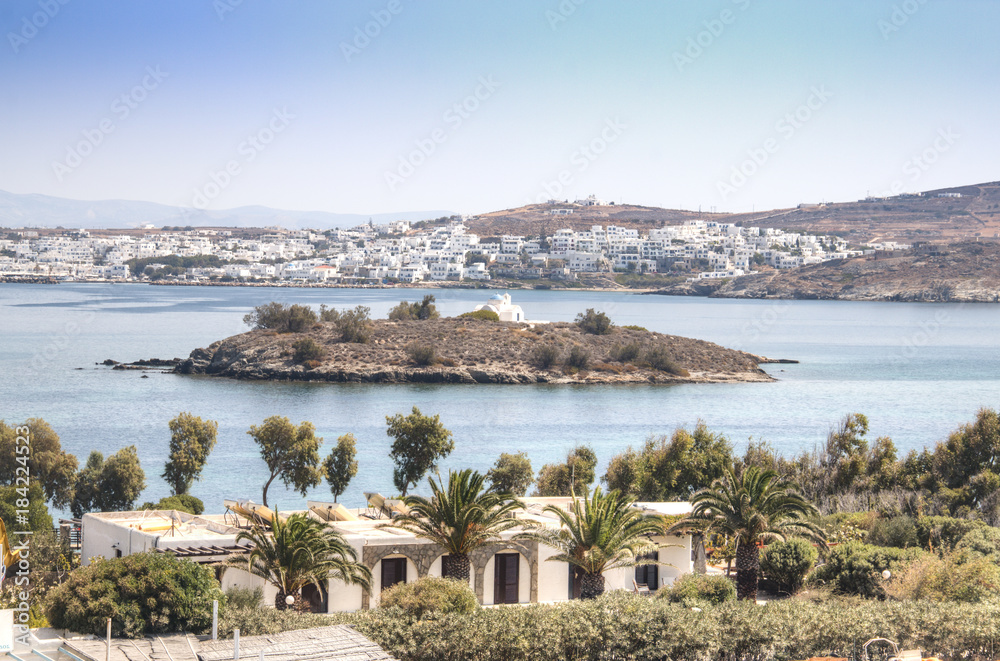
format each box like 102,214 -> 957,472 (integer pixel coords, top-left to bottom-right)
465,181 -> 1000,244
0,190 -> 453,230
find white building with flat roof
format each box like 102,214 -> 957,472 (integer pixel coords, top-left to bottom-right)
81,497 -> 695,613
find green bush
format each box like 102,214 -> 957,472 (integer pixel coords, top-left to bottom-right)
609,342 -> 641,363
531,344 -> 560,369
915,516 -> 988,551
760,539 -> 818,594
388,295 -> 440,321
955,525 -> 1000,559
292,337 -> 325,363
406,342 -> 437,366
243,302 -> 317,333
641,345 -> 688,376
210,593 -> 1000,660
46,552 -> 223,638
868,515 -> 918,548
809,541 -> 924,598
659,572 -> 736,605
886,551 -> 1000,603
458,309 -> 500,322
565,345 -> 591,370
379,577 -> 479,619
575,308 -> 613,335
320,305 -> 373,343
224,586 -> 264,611
140,494 -> 205,515
621,325 -> 648,331
219,605 -> 329,638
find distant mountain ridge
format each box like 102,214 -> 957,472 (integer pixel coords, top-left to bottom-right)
0,190 -> 453,230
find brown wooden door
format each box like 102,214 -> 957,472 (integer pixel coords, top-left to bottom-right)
381,557 -> 407,591
493,553 -> 519,604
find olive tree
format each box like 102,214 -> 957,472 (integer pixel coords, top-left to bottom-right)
162,413 -> 218,495
247,416 -> 324,507
0,418 -> 78,509
486,452 -> 534,496
71,447 -> 147,517
386,407 -> 454,496
324,433 -> 358,503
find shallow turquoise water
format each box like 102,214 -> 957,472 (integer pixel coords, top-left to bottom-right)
1,283 -> 997,513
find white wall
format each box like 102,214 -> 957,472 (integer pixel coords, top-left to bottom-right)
81,515 -> 160,566
536,545 -> 569,602
656,535 -> 693,588
220,566 -> 278,607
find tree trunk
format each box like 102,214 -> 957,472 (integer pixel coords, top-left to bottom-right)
580,572 -> 605,599
262,471 -> 278,508
735,541 -> 760,601
275,590 -> 298,610
443,553 -> 471,582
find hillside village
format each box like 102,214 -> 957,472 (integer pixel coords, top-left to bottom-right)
0,211 -> 885,285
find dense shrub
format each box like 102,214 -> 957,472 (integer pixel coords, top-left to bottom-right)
219,605 -> 329,638
458,309 -> 500,322
565,345 -> 590,370
641,345 -> 688,376
955,525 -> 1000,559
335,594 -> 1000,661
46,552 -> 223,638
224,586 -> 263,611
915,516 -> 988,551
660,573 -> 736,605
405,342 -> 437,366
379,577 -> 479,619
321,305 -> 372,343
389,295 -> 440,321
531,344 -> 560,369
621,325 -> 648,331
809,541 -> 924,598
292,337 -> 325,363
140,494 -> 205,515
574,308 -> 613,335
609,342 -> 641,363
760,539 -> 818,594
243,302 -> 317,333
868,515 -> 919,548
886,551 -> 1000,603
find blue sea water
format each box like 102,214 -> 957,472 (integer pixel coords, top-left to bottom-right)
0,282 -> 997,514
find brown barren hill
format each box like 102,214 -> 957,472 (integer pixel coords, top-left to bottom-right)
172,318 -> 777,384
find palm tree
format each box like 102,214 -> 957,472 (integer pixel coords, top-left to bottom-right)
675,466 -> 825,601
226,512 -> 371,610
518,487 -> 661,599
385,469 -> 523,582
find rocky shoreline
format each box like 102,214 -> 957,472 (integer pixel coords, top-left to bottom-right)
139,318 -> 781,385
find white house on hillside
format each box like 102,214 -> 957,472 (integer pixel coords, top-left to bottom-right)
473,293 -> 524,322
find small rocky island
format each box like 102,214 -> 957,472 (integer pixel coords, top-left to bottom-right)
163,296 -> 779,385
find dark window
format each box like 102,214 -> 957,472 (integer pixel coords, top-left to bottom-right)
440,554 -> 451,578
493,553 -> 519,604
635,551 -> 659,590
381,557 -> 407,591
115,549 -> 122,558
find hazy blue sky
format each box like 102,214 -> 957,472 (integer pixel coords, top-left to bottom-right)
1,0 -> 997,216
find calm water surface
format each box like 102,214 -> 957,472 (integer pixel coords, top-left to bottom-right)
1,283 -> 997,513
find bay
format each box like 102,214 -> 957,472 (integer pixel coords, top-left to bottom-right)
1,282 -> 997,513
